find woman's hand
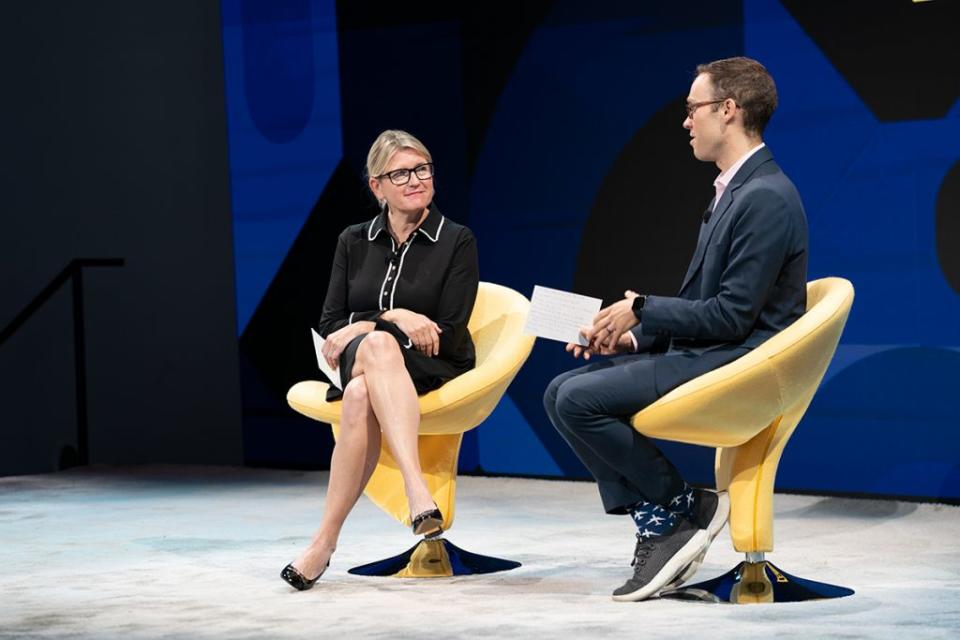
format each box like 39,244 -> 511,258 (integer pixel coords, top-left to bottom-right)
321,321 -> 375,369
381,308 -> 442,356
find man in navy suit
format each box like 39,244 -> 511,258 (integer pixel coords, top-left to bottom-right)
543,57 -> 808,601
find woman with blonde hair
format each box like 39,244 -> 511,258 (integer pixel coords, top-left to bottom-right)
281,130 -> 479,590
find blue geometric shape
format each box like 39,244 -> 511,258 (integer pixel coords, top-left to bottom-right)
241,0 -> 314,143
784,347 -> 960,499
745,0 -> 877,217
221,0 -> 342,332
467,1 -> 743,477
478,392 -> 563,476
746,0 -> 960,348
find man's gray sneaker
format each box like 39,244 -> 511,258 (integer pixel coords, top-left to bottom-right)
691,489 -> 729,538
611,518 -> 709,602
663,489 -> 730,590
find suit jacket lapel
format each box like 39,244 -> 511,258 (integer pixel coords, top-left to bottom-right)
678,147 -> 775,294
679,196 -> 716,291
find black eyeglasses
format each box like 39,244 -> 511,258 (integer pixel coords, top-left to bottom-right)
376,162 -> 435,186
685,99 -> 728,118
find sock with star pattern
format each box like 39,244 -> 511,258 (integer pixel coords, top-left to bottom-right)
627,483 -> 698,541
665,483 -> 697,521
627,501 -> 679,541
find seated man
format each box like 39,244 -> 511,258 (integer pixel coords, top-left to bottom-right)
543,57 -> 809,601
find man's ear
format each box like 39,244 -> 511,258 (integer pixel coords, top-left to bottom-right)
722,98 -> 739,125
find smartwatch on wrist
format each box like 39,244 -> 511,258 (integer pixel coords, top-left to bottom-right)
631,294 -> 646,320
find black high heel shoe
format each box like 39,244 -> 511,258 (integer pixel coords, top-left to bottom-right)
411,506 -> 444,537
280,561 -> 329,591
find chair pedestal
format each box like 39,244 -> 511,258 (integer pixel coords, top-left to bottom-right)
660,556 -> 854,604
347,537 -> 521,578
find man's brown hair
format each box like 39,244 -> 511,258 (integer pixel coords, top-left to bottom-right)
696,57 -> 778,136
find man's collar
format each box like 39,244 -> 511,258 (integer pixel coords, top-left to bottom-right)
366,204 -> 444,243
714,143 -> 766,191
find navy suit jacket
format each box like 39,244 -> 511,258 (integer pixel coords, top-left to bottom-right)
629,146 -> 809,397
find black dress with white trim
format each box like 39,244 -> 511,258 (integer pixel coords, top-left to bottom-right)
317,204 -> 479,401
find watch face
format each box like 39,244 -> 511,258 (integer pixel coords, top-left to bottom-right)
632,295 -> 645,313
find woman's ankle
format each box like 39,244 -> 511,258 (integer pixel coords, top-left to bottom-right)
309,536 -> 337,554
402,478 -> 436,514
409,497 -> 437,516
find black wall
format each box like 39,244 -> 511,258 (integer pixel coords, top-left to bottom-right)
0,2 -> 242,474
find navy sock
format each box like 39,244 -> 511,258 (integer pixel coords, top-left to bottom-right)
666,483 -> 697,521
628,501 -> 678,540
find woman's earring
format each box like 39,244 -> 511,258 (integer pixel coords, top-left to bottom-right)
379,199 -> 387,211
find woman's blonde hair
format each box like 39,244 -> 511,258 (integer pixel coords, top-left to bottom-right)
366,129 -> 432,180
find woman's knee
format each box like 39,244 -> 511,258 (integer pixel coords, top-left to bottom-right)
341,376 -> 370,423
356,331 -> 401,366
343,376 -> 368,402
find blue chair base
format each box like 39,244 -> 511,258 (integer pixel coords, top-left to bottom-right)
348,537 -> 521,577
660,561 -> 854,603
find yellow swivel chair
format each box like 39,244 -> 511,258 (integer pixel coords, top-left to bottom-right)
631,277 -> 855,603
287,282 -> 535,577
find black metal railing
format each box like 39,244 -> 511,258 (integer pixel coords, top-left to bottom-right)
0,258 -> 124,468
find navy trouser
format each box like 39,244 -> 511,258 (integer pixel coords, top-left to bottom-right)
543,353 -> 685,514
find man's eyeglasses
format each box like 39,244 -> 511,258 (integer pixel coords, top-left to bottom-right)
377,162 -> 435,186
685,99 -> 728,118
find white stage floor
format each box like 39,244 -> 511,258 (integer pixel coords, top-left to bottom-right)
1,466 -> 958,639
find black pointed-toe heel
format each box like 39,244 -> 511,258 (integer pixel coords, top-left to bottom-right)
411,507 -> 444,537
280,561 -> 328,591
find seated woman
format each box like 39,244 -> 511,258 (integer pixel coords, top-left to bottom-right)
281,130 -> 479,590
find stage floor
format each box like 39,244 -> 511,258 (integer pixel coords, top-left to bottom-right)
1,466 -> 958,639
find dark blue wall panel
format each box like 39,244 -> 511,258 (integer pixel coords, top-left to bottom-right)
748,0 -> 960,498
224,1 -> 960,500
221,0 -> 341,332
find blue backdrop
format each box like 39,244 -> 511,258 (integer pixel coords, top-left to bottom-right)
222,0 -> 960,500
221,0 -> 342,332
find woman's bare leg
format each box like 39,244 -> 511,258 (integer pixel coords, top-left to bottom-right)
291,375 -> 380,578
352,331 -> 435,517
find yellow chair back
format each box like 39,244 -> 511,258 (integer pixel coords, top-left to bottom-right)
631,277 -> 854,552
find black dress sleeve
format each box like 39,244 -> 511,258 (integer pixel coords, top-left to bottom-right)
316,232 -> 350,337
433,228 -> 479,359
317,231 -> 383,337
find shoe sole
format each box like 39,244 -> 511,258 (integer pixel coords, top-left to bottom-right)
659,491 -> 731,592
611,527 -> 710,602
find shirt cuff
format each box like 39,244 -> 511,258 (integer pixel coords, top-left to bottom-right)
627,331 -> 639,352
